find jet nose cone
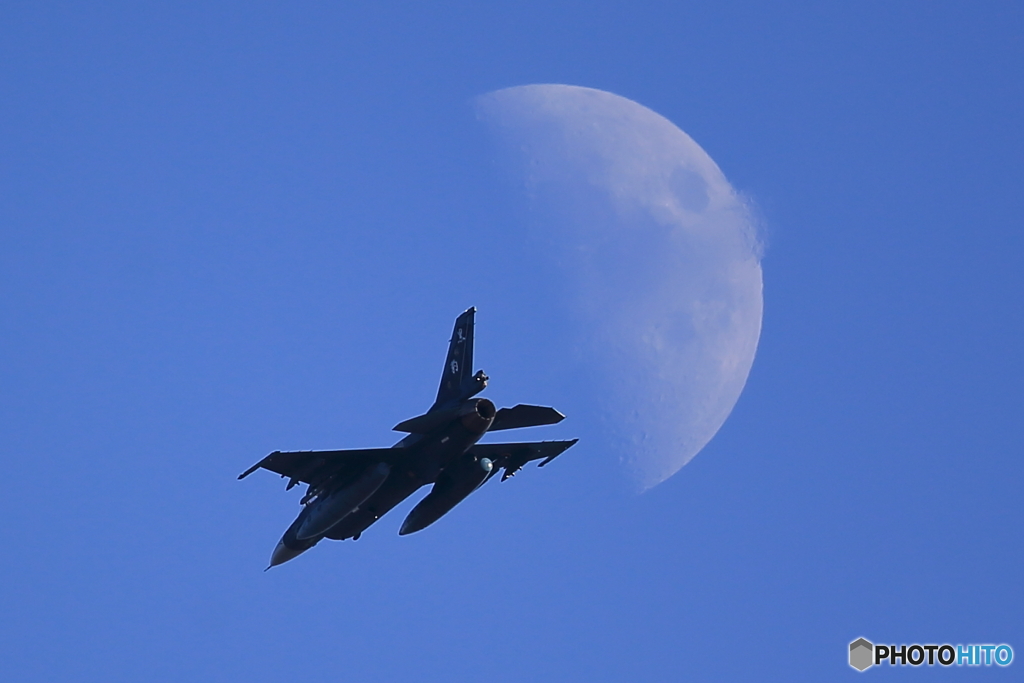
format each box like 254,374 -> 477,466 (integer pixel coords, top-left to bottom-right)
268,540 -> 306,568
399,511 -> 425,536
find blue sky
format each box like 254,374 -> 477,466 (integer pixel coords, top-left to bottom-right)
1,3 -> 1021,681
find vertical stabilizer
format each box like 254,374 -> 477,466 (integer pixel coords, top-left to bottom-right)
434,307 -> 478,409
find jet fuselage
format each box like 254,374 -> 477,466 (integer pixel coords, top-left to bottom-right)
270,397 -> 496,566
241,307 -> 577,569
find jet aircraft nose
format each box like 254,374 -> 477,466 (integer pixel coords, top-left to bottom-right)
268,540 -> 306,569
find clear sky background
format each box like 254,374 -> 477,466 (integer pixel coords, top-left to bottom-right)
2,3 -> 1021,681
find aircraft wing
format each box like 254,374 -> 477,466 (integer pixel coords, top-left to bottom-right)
238,448 -> 400,489
470,439 -> 578,481
489,404 -> 565,431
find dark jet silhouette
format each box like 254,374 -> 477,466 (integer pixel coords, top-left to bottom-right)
239,307 -> 578,567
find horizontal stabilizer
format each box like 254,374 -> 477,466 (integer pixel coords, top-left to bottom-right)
489,404 -> 565,431
393,409 -> 456,434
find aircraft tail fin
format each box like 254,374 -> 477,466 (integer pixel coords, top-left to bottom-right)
433,307 -> 485,409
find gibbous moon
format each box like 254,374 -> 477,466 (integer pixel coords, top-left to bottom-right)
476,84 -> 763,490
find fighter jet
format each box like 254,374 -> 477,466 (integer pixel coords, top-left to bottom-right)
239,307 -> 578,568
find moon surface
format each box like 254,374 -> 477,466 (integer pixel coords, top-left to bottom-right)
476,84 -> 763,490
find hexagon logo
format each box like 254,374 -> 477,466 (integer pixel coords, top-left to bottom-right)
849,638 -> 874,671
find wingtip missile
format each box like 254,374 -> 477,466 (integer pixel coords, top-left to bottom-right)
238,463 -> 261,480
239,451 -> 284,480
539,438 -> 579,467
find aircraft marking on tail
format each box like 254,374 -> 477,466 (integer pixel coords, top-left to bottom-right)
434,307 -> 478,409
